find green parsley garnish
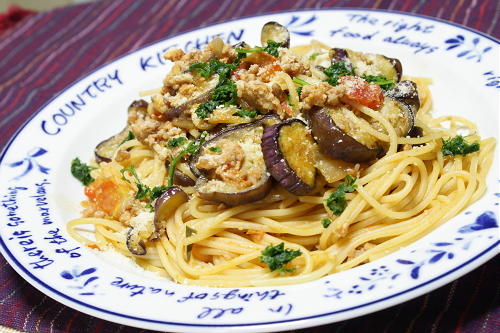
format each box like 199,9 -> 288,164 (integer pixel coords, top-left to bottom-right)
120,166 -> 168,203
167,132 -> 208,187
309,52 -> 320,60
208,146 -> 222,153
235,40 -> 283,58
119,131 -> 135,145
234,109 -> 258,118
321,218 -> 332,228
193,76 -> 238,119
323,61 -> 354,86
260,243 -> 302,273
362,75 -> 395,91
71,158 -> 96,186
167,136 -> 187,147
441,135 -> 480,157
325,175 -> 357,216
188,59 -> 236,78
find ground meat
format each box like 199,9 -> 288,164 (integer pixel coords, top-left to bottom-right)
301,82 -> 346,110
277,48 -> 310,77
236,80 -> 281,113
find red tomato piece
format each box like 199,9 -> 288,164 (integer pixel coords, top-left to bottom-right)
84,178 -> 121,217
340,75 -> 384,109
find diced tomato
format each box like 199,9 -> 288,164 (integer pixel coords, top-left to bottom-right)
339,75 -> 384,109
84,178 -> 122,217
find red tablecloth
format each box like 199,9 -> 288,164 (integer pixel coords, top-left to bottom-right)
0,0 -> 498,332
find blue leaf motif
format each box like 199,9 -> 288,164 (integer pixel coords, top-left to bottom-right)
457,50 -> 470,58
299,14 -> 316,26
446,44 -> 460,51
396,259 -> 415,265
79,292 -> 95,296
457,35 -> 465,41
445,38 -> 460,44
286,15 -> 300,26
60,271 -> 74,279
482,46 -> 492,53
359,277 -> 370,281
29,147 -> 48,157
433,242 -> 453,247
458,211 -> 498,233
78,267 -> 97,276
291,31 -> 314,36
411,266 -> 421,279
8,160 -> 24,167
429,251 -> 446,263
447,253 -> 454,259
472,37 -> 480,45
83,276 -> 98,287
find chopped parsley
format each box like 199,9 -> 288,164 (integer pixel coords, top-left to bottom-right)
260,243 -> 302,273
194,75 -> 238,119
362,74 -> 395,91
119,131 -> 135,145
323,61 -> 354,86
167,132 -> 208,187
167,136 -> 187,147
321,218 -> 332,228
235,40 -> 283,57
208,146 -> 222,153
441,135 -> 480,157
70,158 -> 96,186
188,59 -> 236,78
309,52 -> 320,60
120,166 -> 168,203
234,109 -> 258,118
325,175 -> 357,216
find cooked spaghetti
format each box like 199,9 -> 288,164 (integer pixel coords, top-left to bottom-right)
68,23 -> 495,287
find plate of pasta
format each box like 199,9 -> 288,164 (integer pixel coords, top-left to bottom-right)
0,9 -> 498,333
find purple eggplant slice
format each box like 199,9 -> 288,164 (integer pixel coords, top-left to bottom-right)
262,119 -> 316,195
190,120 -> 273,206
306,107 -> 381,163
330,48 -> 402,83
161,89 -> 213,121
152,186 -> 188,239
261,21 -> 290,48
385,80 -> 420,115
126,227 -> 147,255
94,126 -> 134,163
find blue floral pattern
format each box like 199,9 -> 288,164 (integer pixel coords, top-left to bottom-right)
444,35 -> 492,62
284,14 -> 316,36
8,147 -> 50,180
60,267 -> 99,296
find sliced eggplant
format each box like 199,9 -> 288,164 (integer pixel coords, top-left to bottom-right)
329,48 -> 402,82
94,126 -> 133,163
306,107 -> 381,163
385,80 -> 420,116
262,119 -> 316,195
162,89 -> 213,121
261,21 -> 290,48
126,227 -> 146,255
152,186 -> 188,239
190,120 -> 273,206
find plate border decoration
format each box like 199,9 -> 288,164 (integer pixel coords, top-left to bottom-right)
0,8 -> 498,332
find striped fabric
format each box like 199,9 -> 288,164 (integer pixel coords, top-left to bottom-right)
0,0 -> 498,332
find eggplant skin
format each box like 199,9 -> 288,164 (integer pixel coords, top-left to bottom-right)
261,21 -> 290,48
152,186 -> 188,239
306,108 -> 380,163
385,80 -> 420,115
161,90 -> 213,121
126,228 -> 147,255
191,119 -> 274,206
196,176 -> 272,206
262,119 -> 315,195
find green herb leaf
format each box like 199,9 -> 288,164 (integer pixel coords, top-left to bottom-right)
441,135 -> 480,157
309,52 -> 320,60
325,175 -> 357,216
167,132 -> 208,187
167,136 -> 187,147
296,86 -> 302,97
361,74 -> 395,91
260,242 -> 302,273
235,40 -> 283,58
323,61 -> 354,86
120,166 -> 168,202
188,59 -> 236,78
119,131 -> 135,145
70,158 -> 96,186
321,218 -> 332,228
234,109 -> 258,118
195,77 -> 238,119
209,146 -> 222,153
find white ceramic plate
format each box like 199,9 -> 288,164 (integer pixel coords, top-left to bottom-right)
0,9 -> 498,333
